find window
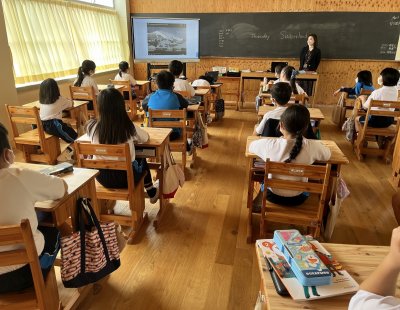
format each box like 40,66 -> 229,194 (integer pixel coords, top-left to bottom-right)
2,0 -> 127,85
74,0 -> 114,8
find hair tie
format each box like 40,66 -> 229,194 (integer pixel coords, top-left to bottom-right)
291,70 -> 299,80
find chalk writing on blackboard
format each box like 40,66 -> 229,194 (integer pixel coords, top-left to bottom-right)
390,16 -> 400,27
280,31 -> 307,40
380,43 -> 397,55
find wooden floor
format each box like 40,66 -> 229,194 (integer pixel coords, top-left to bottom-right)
70,106 -> 397,309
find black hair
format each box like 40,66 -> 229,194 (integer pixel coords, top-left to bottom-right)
271,82 -> 292,106
274,64 -> 284,75
87,88 -> 136,144
168,60 -> 183,76
281,66 -> 299,94
357,70 -> 373,86
199,75 -> 213,84
307,33 -> 318,48
0,123 -> 10,155
156,70 -> 175,90
118,61 -> 129,78
74,59 -> 96,87
39,78 -> 60,105
380,67 -> 400,87
280,105 -> 310,163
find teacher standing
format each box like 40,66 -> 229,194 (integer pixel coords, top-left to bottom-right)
299,33 -> 321,96
299,33 -> 321,72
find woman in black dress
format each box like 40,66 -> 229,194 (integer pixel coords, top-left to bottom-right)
299,34 -> 321,95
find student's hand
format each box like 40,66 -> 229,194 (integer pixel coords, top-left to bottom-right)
333,88 -> 341,96
387,227 -> 400,271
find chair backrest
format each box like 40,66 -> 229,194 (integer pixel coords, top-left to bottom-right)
360,88 -> 373,96
174,90 -> 190,99
74,142 -> 135,193
109,79 -> 136,119
365,99 -> 400,119
148,109 -> 187,140
69,85 -> 98,117
290,93 -> 307,105
0,219 -> 47,309
5,105 -> 46,148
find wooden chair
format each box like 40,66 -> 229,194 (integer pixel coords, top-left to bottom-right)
110,79 -> 137,120
247,160 -> 330,242
289,93 -> 307,105
0,219 -> 60,310
74,142 -> 145,244
69,85 -> 98,119
5,105 -> 60,164
174,90 -> 190,99
148,109 -> 188,168
354,99 -> 400,162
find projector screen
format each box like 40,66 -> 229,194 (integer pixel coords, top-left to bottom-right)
132,18 -> 200,63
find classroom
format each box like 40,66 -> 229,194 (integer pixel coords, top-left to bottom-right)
0,0 -> 400,309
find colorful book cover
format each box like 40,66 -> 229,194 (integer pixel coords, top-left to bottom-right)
256,239 -> 359,301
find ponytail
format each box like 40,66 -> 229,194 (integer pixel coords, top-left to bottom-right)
74,66 -> 84,86
290,69 -> 299,95
75,59 -> 96,87
285,131 -> 303,163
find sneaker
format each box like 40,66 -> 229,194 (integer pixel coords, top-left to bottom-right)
113,200 -> 131,216
150,180 -> 159,204
186,142 -> 193,156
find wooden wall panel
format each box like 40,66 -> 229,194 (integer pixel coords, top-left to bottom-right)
130,0 -> 400,105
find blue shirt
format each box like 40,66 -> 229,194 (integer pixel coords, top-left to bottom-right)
148,89 -> 180,110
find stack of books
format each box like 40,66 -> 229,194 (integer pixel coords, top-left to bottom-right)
257,229 -> 359,301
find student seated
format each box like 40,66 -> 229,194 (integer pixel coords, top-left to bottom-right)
333,70 -> 375,98
142,70 -> 189,141
249,105 -> 331,206
39,78 -> 78,143
114,61 -> 137,100
86,88 -> 159,203
254,82 -> 292,135
191,75 -> 212,87
280,65 -> 307,95
169,60 -> 195,97
73,59 -> 99,110
268,63 -> 285,85
0,123 -> 68,293
356,67 -> 400,131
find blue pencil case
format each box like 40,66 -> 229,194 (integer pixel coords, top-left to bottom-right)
273,230 -> 332,286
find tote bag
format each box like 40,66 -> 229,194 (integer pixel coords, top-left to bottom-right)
163,145 -> 185,198
331,93 -> 347,127
60,198 -> 120,288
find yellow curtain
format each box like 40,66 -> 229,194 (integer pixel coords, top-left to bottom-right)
2,0 -> 129,85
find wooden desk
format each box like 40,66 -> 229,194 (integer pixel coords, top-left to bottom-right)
239,72 -> 319,110
23,100 -> 89,134
97,84 -> 124,92
258,106 -> 325,122
11,162 -> 99,310
245,137 -> 349,240
76,127 -> 172,228
136,80 -> 150,100
256,243 -> 399,310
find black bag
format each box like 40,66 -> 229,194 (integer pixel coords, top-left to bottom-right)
215,99 -> 225,120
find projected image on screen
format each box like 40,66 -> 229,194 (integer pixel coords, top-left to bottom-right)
147,23 -> 186,55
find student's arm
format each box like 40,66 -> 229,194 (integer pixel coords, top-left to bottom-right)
311,140 -> 331,161
175,93 -> 189,109
89,77 -> 99,95
129,74 -> 136,87
255,114 -> 269,135
362,91 -> 375,110
133,123 -> 149,143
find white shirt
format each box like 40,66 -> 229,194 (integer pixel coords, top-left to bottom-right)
40,96 -> 73,121
114,72 -> 136,87
363,86 -> 399,110
249,137 -> 331,197
0,168 -> 65,275
191,79 -> 211,87
174,78 -> 195,97
86,122 -> 149,161
282,80 -> 306,95
74,75 -> 99,95
349,290 -> 400,310
255,106 -> 287,135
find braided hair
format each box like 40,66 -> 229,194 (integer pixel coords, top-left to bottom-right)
281,65 -> 299,94
280,105 -> 310,163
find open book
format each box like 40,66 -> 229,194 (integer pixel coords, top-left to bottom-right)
256,239 -> 359,301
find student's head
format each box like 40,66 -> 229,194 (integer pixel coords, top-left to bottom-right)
274,64 -> 284,78
199,75 -> 213,84
356,70 -> 373,86
94,88 -> 136,144
379,67 -> 400,87
280,105 -> 310,163
156,70 -> 175,90
118,61 -> 129,77
271,82 -> 292,106
280,66 -> 299,94
168,60 -> 183,77
74,59 -> 96,87
307,34 -> 318,48
0,123 -> 14,168
39,78 -> 60,105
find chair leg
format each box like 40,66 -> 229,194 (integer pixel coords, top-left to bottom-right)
182,151 -> 186,169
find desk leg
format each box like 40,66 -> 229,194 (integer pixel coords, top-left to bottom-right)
239,76 -> 244,111
247,158 -> 255,243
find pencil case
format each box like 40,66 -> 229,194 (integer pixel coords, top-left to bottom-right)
273,229 -> 332,286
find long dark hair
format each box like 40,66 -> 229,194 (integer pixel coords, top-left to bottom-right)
87,88 -> 136,144
281,66 -> 299,94
39,78 -> 60,105
280,105 -> 310,163
307,33 -> 318,48
357,70 -> 373,86
74,59 -> 96,87
118,61 -> 129,78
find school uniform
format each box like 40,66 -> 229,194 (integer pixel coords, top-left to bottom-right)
114,72 -> 137,100
74,75 -> 99,110
255,106 -> 287,135
174,78 -> 195,97
40,96 -> 77,143
0,168 -> 65,292
362,86 -> 398,127
349,290 -> 400,310
192,79 -> 211,87
340,82 -> 375,97
249,137 -> 331,205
